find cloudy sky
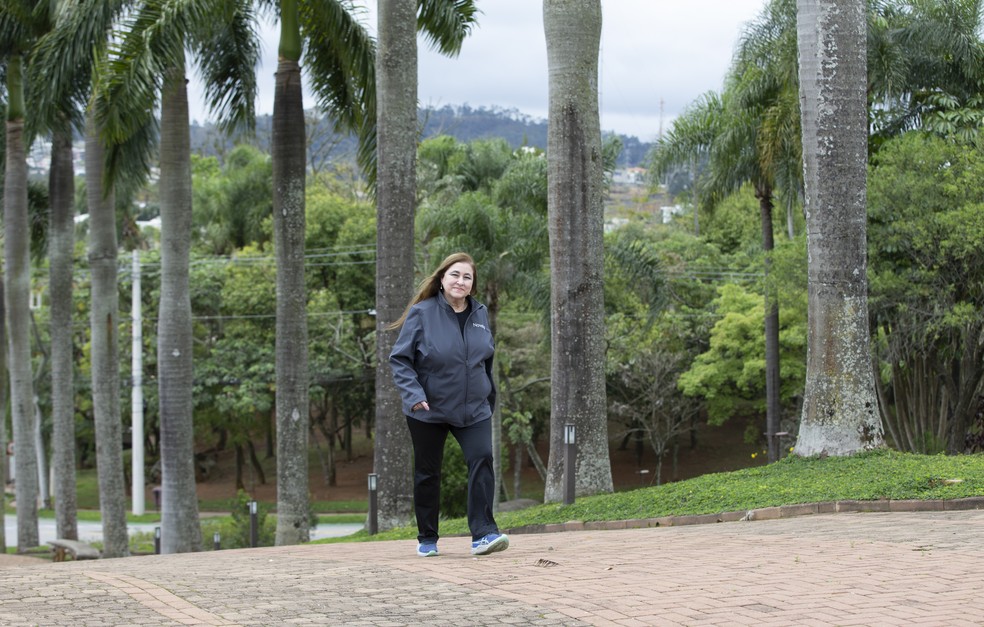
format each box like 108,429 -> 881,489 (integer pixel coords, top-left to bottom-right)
188,0 -> 768,141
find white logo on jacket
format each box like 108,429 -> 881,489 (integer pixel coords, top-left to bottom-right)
472,323 -> 487,331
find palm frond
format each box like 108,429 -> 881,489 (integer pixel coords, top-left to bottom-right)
190,0 -> 261,134
97,0 -> 203,142
417,0 -> 478,56
605,235 -> 667,318
103,106 -> 159,194
648,91 -> 723,181
0,0 -> 34,56
300,0 -> 376,184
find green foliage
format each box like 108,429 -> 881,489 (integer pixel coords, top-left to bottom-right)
192,245 -> 275,445
191,146 -> 273,254
869,0 -> 984,146
495,307 -> 551,444
502,409 -> 535,451
867,132 -> 984,451
417,136 -> 550,323
606,313 -> 701,483
869,133 -> 984,328
328,450 -> 984,542
603,229 -> 666,318
678,281 -> 806,425
309,194 -> 376,311
699,187 -> 763,256
208,490 -> 276,549
304,184 -> 377,430
439,438 -> 469,519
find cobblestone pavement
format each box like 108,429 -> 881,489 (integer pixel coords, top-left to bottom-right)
1,509 -> 983,626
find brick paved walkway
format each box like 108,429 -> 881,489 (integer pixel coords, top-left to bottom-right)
1,510 -> 983,626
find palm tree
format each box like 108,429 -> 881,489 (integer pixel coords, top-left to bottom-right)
94,0 -> 260,552
711,0 -> 801,462
649,92 -> 724,237
47,119 -> 78,541
260,0 -> 475,536
794,0 -> 883,455
271,0 -> 312,545
650,0 -> 806,463
0,291 -> 6,551
3,51 -> 41,549
6,2 -> 85,536
157,57 -> 204,553
542,0 -> 613,502
83,106 -> 131,557
373,0 -> 418,532
373,0 -> 479,529
30,0 -> 139,559
17,0 -> 88,542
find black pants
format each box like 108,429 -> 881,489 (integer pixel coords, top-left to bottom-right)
406,417 -> 500,543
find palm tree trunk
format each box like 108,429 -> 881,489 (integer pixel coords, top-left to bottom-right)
158,63 -> 203,553
758,189 -> 781,462
86,108 -> 130,558
794,0 -> 883,456
373,0 -> 417,530
273,0 -> 310,545
4,55 -> 40,549
49,123 -> 79,540
543,0 -> 613,502
0,278 -> 6,552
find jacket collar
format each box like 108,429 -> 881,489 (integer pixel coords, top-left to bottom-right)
438,292 -> 478,313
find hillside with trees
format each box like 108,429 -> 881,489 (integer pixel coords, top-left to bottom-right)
190,104 -> 654,169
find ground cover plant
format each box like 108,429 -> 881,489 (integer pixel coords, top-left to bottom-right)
319,450 -> 984,543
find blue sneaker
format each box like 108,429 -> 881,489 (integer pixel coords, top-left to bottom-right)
470,533 -> 509,556
416,542 -> 439,557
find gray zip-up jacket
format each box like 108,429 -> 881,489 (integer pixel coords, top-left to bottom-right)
389,294 -> 496,426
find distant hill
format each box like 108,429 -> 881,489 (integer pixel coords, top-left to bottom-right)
419,104 -> 653,167
191,104 -> 654,168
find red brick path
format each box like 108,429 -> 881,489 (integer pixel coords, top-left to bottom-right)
1,510 -> 982,625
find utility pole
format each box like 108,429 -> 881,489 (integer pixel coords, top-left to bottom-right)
131,250 -> 145,515
658,98 -> 664,141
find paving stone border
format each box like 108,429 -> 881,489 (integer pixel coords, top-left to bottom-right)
502,496 -> 984,535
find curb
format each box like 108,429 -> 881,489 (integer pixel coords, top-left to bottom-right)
501,496 -> 984,535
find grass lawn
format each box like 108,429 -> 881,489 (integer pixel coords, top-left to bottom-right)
318,449 -> 984,544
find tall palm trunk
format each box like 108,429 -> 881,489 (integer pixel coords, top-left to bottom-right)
4,56 -> 40,549
373,0 -> 416,531
757,187 -> 781,463
86,109 -> 130,557
0,279 -> 6,552
158,63 -> 202,553
49,122 -> 79,540
543,0 -> 613,502
273,0 -> 310,545
794,0 -> 883,455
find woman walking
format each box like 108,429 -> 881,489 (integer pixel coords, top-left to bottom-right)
389,252 -> 509,557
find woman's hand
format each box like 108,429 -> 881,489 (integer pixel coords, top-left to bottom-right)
412,401 -> 430,412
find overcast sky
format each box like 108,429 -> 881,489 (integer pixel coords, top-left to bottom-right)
188,0 -> 768,142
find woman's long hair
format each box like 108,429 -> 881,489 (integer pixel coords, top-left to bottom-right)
387,252 -> 477,330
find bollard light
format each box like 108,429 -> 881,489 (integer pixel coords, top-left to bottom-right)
213,531 -> 221,551
563,423 -> 576,505
249,500 -> 259,548
154,526 -> 161,554
367,473 -> 379,536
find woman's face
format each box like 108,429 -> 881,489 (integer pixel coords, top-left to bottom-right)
441,261 -> 475,301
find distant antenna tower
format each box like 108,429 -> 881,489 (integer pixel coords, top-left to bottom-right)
658,98 -> 665,141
